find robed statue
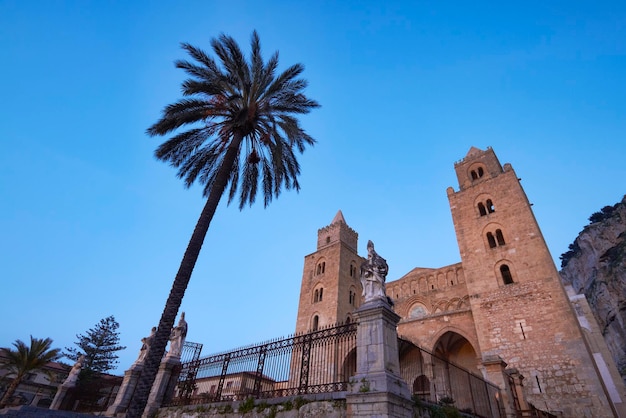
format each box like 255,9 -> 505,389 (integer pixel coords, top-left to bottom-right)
360,240 -> 389,302
135,326 -> 157,364
167,312 -> 188,358
62,355 -> 84,387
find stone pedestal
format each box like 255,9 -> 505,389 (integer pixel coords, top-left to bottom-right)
106,363 -> 143,416
49,384 -> 70,410
346,299 -> 413,418
142,355 -> 181,418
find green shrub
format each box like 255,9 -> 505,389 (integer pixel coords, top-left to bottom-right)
238,397 -> 255,413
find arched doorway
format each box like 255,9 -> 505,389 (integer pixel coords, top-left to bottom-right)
433,331 -> 478,371
432,331 -> 479,407
341,348 -> 356,383
398,338 -> 433,401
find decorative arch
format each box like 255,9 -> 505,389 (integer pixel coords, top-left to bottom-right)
408,303 -> 429,319
312,282 -> 325,303
348,285 -> 358,306
474,193 -> 495,217
315,259 -> 326,275
446,297 -> 462,311
437,273 -> 446,289
398,339 -> 430,399
419,277 -> 428,293
431,330 -> 480,372
433,300 -> 447,313
482,223 -> 507,250
426,326 -> 480,359
446,269 -> 456,286
468,164 -> 487,182
311,313 -> 320,331
455,267 -> 465,284
399,296 -> 431,318
341,348 -> 357,381
428,275 -> 436,291
413,375 -> 431,399
349,261 -> 358,277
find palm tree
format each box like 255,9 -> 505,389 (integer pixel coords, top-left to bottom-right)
0,336 -> 61,408
126,31 -> 319,417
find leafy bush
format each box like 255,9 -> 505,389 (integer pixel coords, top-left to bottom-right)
238,397 -> 255,413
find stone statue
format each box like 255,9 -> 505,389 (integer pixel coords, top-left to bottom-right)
50,355 -> 84,409
360,240 -> 389,303
135,326 -> 157,364
167,312 -> 188,358
63,355 -> 84,387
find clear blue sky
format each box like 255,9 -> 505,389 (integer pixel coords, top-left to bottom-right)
1,1 -> 625,372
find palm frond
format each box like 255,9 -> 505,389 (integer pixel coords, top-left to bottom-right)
149,31 -> 317,208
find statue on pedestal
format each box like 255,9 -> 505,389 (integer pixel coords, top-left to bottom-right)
167,312 -> 187,358
360,240 -> 389,302
50,355 -> 85,410
63,354 -> 84,387
135,326 -> 157,364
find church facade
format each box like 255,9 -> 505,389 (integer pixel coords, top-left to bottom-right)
294,146 -> 626,417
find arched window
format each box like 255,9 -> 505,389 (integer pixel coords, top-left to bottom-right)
321,262 -> 326,274
496,229 -> 505,246
471,170 -> 478,180
350,263 -> 356,277
487,232 -> 497,248
316,261 -> 326,275
312,315 -> 319,331
316,264 -> 321,275
486,199 -> 495,213
326,236 -> 331,244
314,289 -> 319,303
500,265 -> 514,285
345,316 -> 351,324
478,167 -> 484,177
319,288 -> 323,301
478,202 -> 487,216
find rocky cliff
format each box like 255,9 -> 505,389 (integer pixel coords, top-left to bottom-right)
559,196 -> 626,384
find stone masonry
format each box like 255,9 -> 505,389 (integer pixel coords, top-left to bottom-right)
294,146 -> 626,417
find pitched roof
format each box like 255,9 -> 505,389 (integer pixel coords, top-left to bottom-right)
331,210 -> 346,225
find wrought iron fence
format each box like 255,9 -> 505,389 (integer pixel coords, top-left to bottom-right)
169,322 -> 357,406
169,325 -> 504,418
398,338 -> 503,418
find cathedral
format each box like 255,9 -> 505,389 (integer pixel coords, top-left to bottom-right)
294,146 -> 626,417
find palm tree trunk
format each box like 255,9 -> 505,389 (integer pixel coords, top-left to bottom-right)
0,376 -> 22,408
126,133 -> 244,418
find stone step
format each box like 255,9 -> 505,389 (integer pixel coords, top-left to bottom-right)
0,406 -> 100,417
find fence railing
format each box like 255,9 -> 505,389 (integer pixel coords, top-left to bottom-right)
170,324 -> 504,418
398,338 -> 503,417
170,322 -> 357,405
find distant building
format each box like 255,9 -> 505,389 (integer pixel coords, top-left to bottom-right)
294,146 -> 626,417
0,350 -> 68,408
0,351 -> 122,412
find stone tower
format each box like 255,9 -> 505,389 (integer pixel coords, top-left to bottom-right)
447,146 -> 620,417
294,211 -> 363,334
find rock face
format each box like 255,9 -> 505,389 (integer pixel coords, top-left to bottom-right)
560,196 -> 626,384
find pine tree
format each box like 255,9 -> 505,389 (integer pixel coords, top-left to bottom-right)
64,315 -> 126,375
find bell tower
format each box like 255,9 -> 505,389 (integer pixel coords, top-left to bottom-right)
447,146 -> 619,416
294,211 -> 363,334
